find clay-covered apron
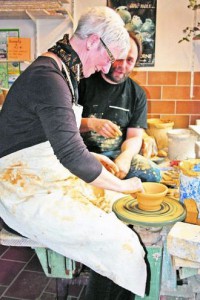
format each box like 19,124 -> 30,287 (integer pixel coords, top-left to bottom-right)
0,69 -> 147,297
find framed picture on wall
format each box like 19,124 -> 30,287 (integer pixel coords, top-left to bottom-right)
107,0 -> 157,67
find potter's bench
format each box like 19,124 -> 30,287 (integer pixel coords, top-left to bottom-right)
0,223 -> 164,300
1,201 -> 200,299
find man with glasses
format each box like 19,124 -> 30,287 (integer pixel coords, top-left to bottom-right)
79,32 -> 161,185
100,38 -> 116,64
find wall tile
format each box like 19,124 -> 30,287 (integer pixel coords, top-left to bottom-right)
194,72 -> 200,85
176,101 -> 200,114
177,72 -> 191,85
142,86 -> 161,99
160,115 -> 189,128
130,71 -> 147,85
162,86 -> 190,99
148,72 -> 177,85
148,100 -> 175,114
193,86 -> 200,99
190,115 -> 200,125
137,70 -> 200,129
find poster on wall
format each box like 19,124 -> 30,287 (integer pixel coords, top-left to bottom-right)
0,29 -> 19,60
0,29 -> 20,88
107,0 -> 157,67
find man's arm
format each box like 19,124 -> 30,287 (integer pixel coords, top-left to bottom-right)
114,127 -> 143,179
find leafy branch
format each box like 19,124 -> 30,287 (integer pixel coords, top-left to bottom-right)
179,0 -> 200,42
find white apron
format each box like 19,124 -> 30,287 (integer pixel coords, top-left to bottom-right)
0,105 -> 147,297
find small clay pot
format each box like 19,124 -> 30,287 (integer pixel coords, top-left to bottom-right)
137,182 -> 168,211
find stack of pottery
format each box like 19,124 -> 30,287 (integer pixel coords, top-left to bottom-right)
146,118 -> 174,152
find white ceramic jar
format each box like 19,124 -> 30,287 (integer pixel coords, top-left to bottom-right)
167,129 -> 197,160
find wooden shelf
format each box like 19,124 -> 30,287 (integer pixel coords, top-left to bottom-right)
0,0 -> 70,20
0,60 -> 31,63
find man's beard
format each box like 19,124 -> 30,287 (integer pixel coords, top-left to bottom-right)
104,66 -> 129,84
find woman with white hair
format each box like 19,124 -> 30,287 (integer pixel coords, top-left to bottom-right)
0,6 -> 146,299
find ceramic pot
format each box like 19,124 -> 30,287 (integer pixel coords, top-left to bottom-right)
137,182 -> 168,211
146,118 -> 174,151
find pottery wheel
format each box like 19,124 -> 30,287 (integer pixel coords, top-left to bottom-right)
112,196 -> 186,227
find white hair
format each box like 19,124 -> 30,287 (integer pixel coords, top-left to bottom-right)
74,6 -> 129,59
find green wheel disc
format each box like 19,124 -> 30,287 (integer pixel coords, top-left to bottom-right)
112,196 -> 186,227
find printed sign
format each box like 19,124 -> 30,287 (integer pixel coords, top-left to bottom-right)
8,37 -> 31,61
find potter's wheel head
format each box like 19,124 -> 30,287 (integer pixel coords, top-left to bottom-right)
112,196 -> 186,227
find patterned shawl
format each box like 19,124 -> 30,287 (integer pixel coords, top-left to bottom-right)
48,34 -> 84,103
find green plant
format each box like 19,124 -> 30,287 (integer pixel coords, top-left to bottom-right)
179,0 -> 200,42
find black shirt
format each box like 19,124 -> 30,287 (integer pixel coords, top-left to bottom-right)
78,72 -> 147,153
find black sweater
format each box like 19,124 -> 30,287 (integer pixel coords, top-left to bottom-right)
0,56 -> 102,183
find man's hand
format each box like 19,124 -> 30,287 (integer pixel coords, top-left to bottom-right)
114,152 -> 132,179
91,152 -> 119,175
113,130 -> 143,179
88,118 -> 122,138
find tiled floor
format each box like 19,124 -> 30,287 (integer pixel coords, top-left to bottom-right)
0,219 -> 87,300
0,245 -> 88,300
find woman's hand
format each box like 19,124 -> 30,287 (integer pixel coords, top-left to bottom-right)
88,118 -> 122,138
91,152 -> 119,175
123,177 -> 144,198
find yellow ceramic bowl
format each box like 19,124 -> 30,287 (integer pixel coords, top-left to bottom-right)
137,182 -> 168,211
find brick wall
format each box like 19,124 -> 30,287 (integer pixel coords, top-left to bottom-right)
130,71 -> 200,128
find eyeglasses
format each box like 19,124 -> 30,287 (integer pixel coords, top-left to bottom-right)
100,38 -> 115,64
